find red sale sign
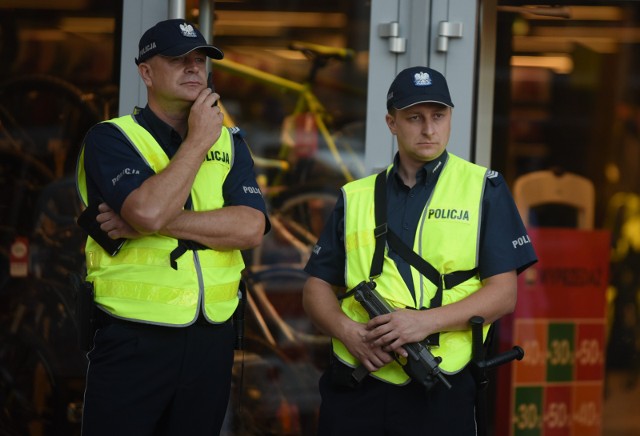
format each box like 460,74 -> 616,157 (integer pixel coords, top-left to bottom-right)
495,228 -> 610,436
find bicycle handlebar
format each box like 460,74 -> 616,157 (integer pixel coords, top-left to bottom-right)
288,41 -> 354,62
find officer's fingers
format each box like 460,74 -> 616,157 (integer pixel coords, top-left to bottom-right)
210,92 -> 221,107
375,348 -> 395,364
194,86 -> 213,104
362,360 -> 380,372
363,352 -> 389,371
99,220 -> 114,233
362,329 -> 380,344
366,314 -> 390,330
106,228 -> 121,240
365,319 -> 392,341
367,326 -> 398,347
388,341 -> 409,358
97,203 -> 112,213
96,210 -> 115,224
194,87 -> 220,109
201,91 -> 219,109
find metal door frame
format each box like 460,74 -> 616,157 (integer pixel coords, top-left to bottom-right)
118,0 -> 497,170
365,0 -> 497,172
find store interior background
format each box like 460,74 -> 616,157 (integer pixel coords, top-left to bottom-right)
0,0 -> 639,435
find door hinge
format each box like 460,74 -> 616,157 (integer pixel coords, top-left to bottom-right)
378,21 -> 406,54
437,21 -> 463,53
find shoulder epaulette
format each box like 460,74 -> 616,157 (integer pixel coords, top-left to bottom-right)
486,169 -> 504,186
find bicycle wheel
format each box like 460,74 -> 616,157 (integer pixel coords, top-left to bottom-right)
231,265 -> 331,435
1,274 -> 87,435
0,74 -> 102,179
278,189 -> 338,242
0,75 -> 101,254
246,266 -> 329,355
225,334 -> 320,436
0,326 -> 79,436
331,120 -> 366,180
258,188 -> 339,265
0,135 -> 56,240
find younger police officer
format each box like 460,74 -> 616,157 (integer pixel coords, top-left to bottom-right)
76,19 -> 268,435
302,66 -> 537,435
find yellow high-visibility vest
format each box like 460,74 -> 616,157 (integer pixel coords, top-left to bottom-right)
76,114 -> 244,325
335,153 -> 491,383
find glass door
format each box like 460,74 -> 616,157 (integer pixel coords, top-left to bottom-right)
492,2 -> 640,435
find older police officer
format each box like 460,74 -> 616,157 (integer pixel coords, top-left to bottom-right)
76,19 -> 268,435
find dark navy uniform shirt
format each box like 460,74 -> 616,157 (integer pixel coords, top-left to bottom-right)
82,105 -> 269,229
304,150 -> 537,296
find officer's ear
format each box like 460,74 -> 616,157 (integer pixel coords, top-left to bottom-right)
138,62 -> 153,87
385,112 -> 397,135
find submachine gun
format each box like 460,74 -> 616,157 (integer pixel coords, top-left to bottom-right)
351,280 -> 451,390
351,280 -> 525,396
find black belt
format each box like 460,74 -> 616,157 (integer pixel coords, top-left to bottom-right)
96,310 -> 218,328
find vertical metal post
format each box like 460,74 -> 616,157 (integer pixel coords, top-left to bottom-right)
474,0 -> 497,167
199,0 -> 215,73
199,0 -> 214,42
118,0 -> 169,116
168,0 -> 186,19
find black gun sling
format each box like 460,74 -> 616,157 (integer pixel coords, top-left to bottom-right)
168,195 -> 209,270
369,170 -> 478,346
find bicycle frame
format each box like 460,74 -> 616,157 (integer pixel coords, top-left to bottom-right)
242,264 -> 329,351
213,57 -> 359,183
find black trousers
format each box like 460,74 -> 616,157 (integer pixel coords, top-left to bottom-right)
317,363 -> 478,436
81,317 -> 235,436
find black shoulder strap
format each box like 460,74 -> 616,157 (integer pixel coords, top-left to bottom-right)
386,231 -> 478,307
370,170 -> 388,279
372,170 -> 478,345
169,194 -> 208,270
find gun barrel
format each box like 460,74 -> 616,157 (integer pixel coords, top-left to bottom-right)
437,372 -> 452,389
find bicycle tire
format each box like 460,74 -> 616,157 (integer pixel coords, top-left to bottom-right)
227,334 -> 320,436
245,265 -> 330,369
0,151 -> 56,263
331,119 -> 366,180
0,74 -> 102,179
256,188 -> 339,265
0,325 -> 80,436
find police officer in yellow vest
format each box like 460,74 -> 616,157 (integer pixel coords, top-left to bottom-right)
75,19 -> 268,436
302,66 -> 537,435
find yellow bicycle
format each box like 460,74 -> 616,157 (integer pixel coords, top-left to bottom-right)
214,41 -> 366,265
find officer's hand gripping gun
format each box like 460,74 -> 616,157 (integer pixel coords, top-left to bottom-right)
352,280 -> 452,391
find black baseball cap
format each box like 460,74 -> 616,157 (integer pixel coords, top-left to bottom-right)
135,19 -> 224,65
386,66 -> 454,110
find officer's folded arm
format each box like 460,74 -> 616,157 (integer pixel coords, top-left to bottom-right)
94,202 -> 142,240
159,206 -> 265,250
101,197 -> 264,251
119,136 -> 219,233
